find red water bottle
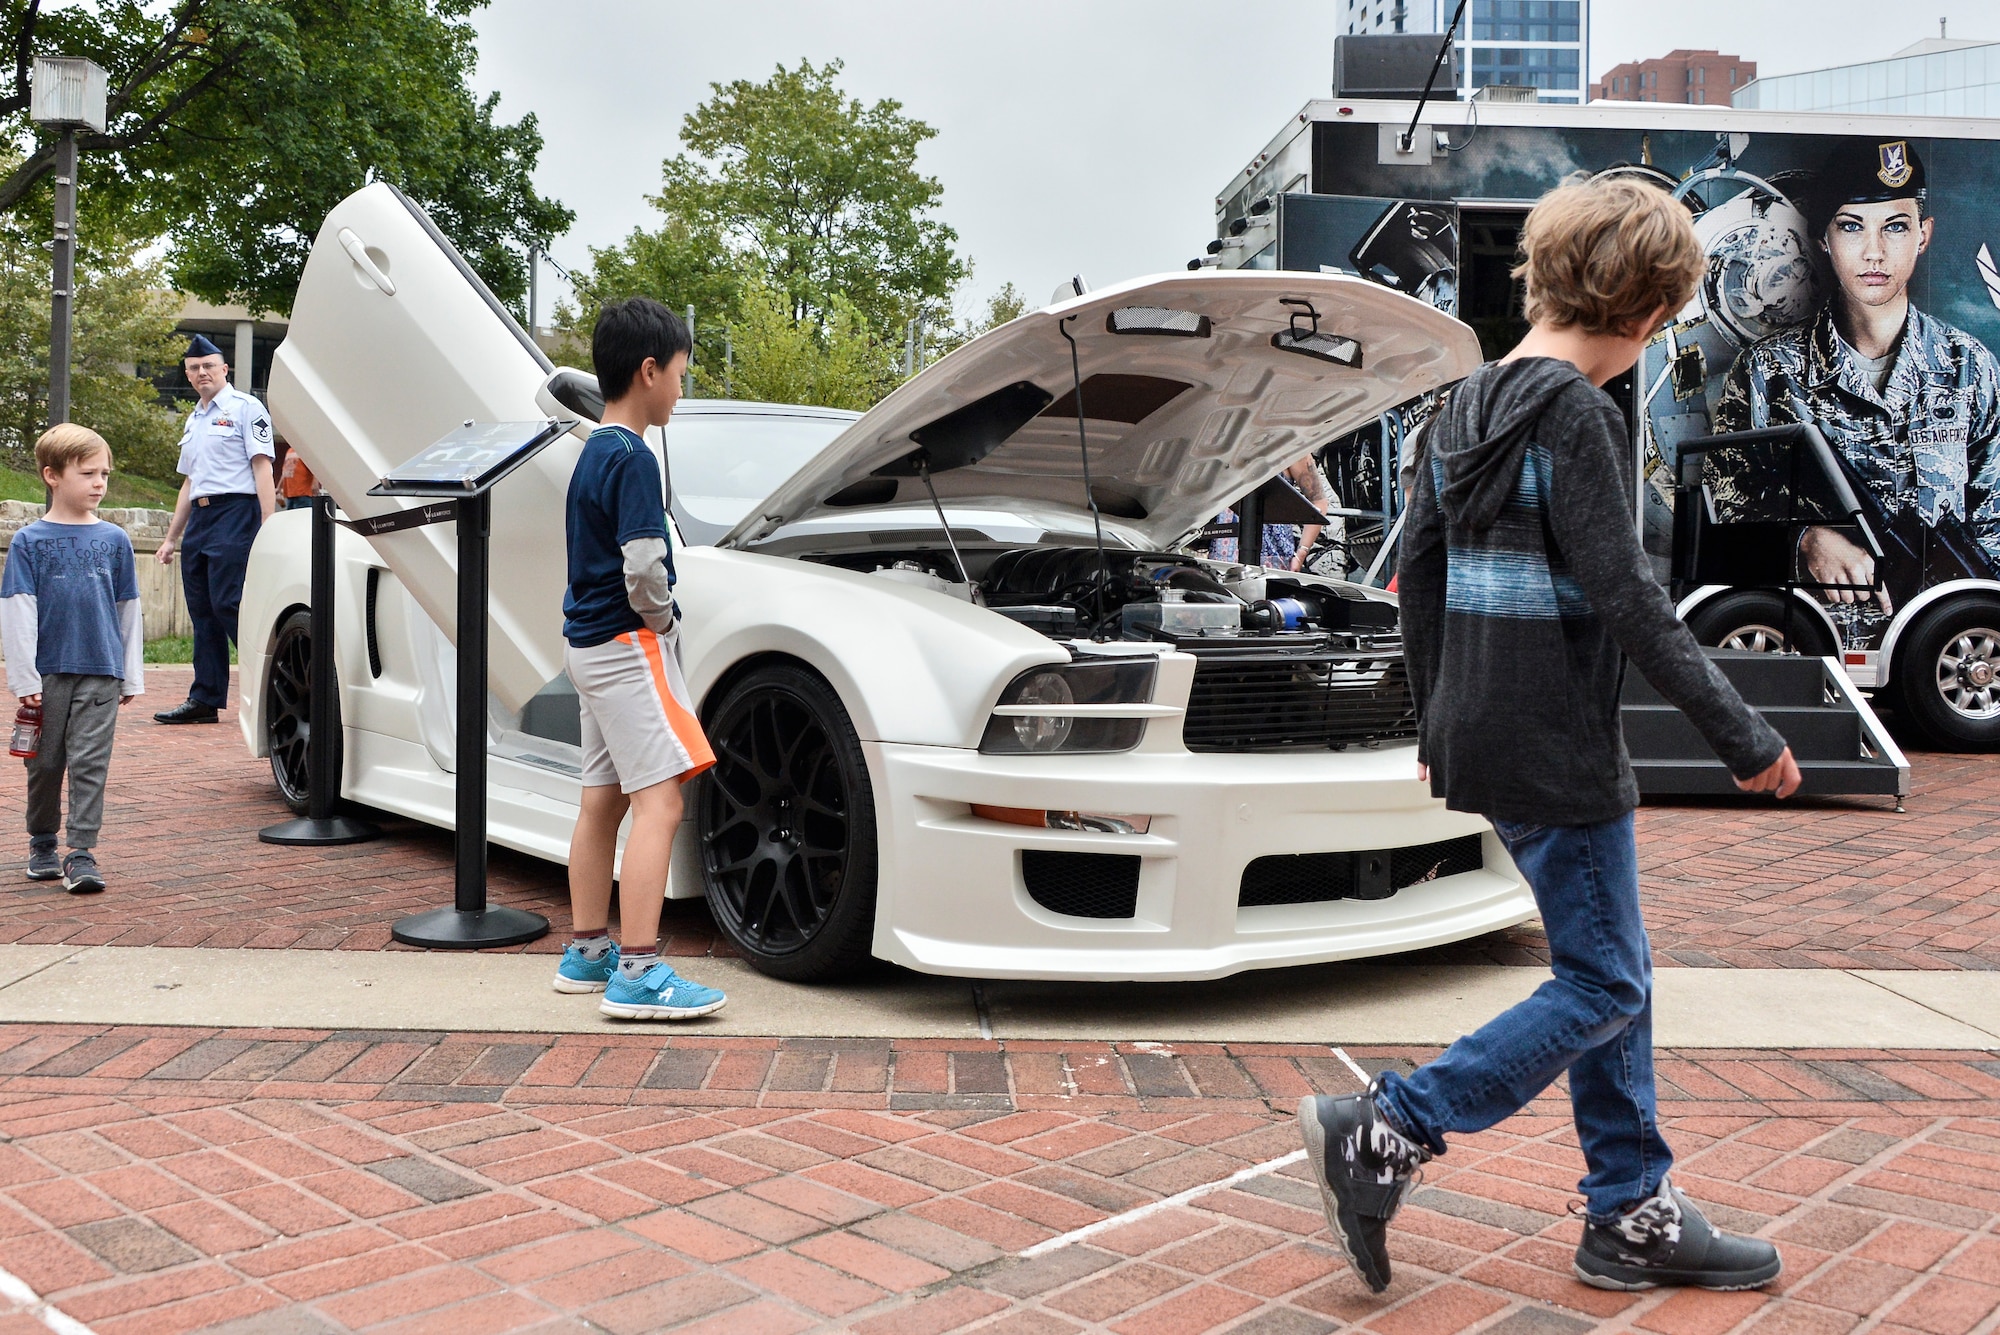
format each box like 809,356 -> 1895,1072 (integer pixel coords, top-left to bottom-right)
9,702 -> 39,759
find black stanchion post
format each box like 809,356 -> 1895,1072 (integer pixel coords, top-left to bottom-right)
260,494 -> 381,846
390,489 -> 549,948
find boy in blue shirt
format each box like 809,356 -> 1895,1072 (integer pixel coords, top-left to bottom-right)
552,297 -> 727,1020
3,426 -> 144,894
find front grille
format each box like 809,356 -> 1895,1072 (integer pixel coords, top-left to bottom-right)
1182,641 -> 1417,752
1239,834 -> 1484,908
1022,850 -> 1141,919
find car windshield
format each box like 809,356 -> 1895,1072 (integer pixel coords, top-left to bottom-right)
666,411 -> 852,545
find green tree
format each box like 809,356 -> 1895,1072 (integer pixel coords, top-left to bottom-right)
661,59 -> 965,333
690,278 -> 896,411
1,0 -> 572,315
0,166 -> 183,478
559,58 -> 967,394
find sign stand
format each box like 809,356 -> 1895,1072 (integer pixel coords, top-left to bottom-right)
367,420 -> 572,950
258,494 -> 381,846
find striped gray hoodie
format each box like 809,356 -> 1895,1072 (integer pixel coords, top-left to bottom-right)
1398,357 -> 1785,826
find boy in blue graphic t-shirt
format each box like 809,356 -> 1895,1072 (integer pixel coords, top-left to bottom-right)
551,297 -> 727,1021
2,426 -> 145,894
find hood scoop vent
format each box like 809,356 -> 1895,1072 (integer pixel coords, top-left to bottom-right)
874,380 -> 1053,478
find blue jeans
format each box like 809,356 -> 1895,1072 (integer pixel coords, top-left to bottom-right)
1373,812 -> 1671,1221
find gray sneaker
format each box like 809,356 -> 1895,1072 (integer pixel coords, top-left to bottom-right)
61,850 -> 106,895
27,841 -> 61,881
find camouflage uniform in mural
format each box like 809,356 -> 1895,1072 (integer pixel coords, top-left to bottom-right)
1704,137 -> 2000,648
1710,298 -> 2000,646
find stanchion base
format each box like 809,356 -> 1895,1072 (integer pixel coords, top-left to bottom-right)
391,906 -> 549,950
259,815 -> 381,846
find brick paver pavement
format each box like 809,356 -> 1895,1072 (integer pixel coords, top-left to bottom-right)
1,1027 -> 1997,1334
4,668 -> 1996,970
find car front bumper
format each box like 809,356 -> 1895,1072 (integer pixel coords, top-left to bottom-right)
867,740 -> 1534,981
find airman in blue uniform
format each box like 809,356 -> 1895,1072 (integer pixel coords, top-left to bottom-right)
154,335 -> 277,723
1710,138 -> 2000,648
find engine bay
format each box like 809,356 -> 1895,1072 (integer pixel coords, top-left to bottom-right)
805,544 -> 1400,649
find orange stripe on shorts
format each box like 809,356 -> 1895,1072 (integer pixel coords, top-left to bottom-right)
630,630 -> 716,782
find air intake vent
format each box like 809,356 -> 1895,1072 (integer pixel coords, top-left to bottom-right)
1239,835 -> 1483,908
365,568 -> 382,679
1022,851 -> 1141,919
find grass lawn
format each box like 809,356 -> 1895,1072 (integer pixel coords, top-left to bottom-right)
143,636 -> 235,665
1,464 -> 181,510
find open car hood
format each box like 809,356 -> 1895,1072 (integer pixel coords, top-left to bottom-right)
720,271 -> 1481,552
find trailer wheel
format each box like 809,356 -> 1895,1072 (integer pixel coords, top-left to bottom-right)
1892,595 -> 2000,751
1685,590 -> 1835,658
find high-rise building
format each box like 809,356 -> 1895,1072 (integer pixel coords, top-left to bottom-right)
1338,0 -> 1589,104
1732,36 -> 1999,115
1591,50 -> 1753,105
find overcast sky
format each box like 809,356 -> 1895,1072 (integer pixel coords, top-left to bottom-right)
471,0 -> 1999,324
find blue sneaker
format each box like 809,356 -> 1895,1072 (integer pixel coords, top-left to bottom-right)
599,962 -> 727,1020
552,942 -> 619,994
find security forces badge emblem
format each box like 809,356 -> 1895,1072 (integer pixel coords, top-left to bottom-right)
1877,141 -> 1913,189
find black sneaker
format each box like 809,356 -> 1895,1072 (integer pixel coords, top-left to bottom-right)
1575,1178 -> 1781,1291
1297,1092 -> 1431,1293
27,841 -> 61,881
153,700 -> 219,724
61,850 -> 106,895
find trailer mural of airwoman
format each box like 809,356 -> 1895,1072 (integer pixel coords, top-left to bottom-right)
1221,106 -> 2000,746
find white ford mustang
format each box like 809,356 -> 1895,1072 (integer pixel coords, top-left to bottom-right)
239,182 -> 1532,981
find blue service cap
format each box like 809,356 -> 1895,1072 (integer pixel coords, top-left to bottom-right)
184,333 -> 225,360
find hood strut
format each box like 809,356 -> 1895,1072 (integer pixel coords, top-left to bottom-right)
1059,315 -> 1114,636
915,458 -> 972,585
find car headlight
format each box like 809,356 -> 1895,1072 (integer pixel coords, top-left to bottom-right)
979,658 -> 1158,755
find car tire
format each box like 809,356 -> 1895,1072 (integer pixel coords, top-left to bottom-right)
265,608 -> 342,815
696,663 -> 879,982
1890,595 -> 2000,751
1685,590 -> 1836,657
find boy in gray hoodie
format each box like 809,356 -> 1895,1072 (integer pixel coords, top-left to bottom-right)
1298,176 -> 1801,1295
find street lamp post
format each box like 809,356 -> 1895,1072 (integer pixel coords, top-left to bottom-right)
29,56 -> 108,431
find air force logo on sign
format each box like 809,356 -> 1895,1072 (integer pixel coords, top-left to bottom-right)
1877,140 -> 1913,189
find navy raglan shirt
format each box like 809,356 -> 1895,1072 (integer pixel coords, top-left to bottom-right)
562,425 -> 673,648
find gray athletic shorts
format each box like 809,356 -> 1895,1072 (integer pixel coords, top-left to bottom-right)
564,627 -> 715,792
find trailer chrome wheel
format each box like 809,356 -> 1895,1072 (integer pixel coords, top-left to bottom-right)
1718,623 -> 1791,653
1934,625 -> 2000,719
1892,596 -> 2000,751
697,664 -> 878,981
1685,590 -> 1835,658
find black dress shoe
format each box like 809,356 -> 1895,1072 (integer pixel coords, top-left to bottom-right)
154,700 -> 220,724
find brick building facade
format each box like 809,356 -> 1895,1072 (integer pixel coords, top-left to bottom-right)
1592,49 -> 1754,104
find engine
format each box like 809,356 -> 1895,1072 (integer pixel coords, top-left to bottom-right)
977,546 -> 1397,644
808,543 -> 1415,750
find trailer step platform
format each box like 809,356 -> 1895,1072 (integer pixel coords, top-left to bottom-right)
1623,649 -> 1908,799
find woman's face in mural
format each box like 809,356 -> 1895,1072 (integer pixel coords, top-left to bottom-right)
1820,200 -> 1933,310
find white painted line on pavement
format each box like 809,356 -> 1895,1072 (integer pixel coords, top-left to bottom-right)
0,1263 -> 97,1335
1019,1148 -> 1309,1258
1332,1046 -> 1373,1086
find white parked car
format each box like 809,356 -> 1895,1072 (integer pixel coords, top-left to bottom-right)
240,182 -> 1531,981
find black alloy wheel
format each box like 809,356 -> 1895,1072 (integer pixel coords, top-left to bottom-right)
1892,595 -> 2000,751
266,608 -> 340,815
1685,589 -> 1836,658
697,664 -> 878,981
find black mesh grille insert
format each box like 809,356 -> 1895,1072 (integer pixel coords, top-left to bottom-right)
1022,851 -> 1141,919
1183,650 -> 1416,752
1239,835 -> 1484,908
